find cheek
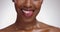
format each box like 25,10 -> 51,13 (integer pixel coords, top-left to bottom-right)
33,1 -> 41,9
15,0 -> 25,7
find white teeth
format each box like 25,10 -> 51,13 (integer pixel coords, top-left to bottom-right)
23,10 -> 30,13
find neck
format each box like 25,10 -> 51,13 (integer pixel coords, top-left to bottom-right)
14,15 -> 37,30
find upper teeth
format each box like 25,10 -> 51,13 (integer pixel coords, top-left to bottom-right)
23,10 -> 30,13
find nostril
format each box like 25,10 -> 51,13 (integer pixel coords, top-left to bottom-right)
24,0 -> 32,8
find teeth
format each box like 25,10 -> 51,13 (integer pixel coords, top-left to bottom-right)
23,10 -> 30,13
22,10 -> 33,17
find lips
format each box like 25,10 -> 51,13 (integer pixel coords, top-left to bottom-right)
21,8 -> 34,17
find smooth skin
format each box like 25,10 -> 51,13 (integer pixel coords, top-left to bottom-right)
0,0 -> 60,32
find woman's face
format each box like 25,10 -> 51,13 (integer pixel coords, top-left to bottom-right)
13,0 -> 43,22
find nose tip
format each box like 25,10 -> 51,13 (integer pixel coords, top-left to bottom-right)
24,0 -> 32,8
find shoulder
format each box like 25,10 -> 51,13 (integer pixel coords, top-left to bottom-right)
49,26 -> 60,32
38,21 -> 60,32
0,24 -> 16,32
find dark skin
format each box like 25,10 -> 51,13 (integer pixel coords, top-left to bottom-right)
0,0 -> 60,32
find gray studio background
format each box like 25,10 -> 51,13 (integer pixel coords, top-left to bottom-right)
0,0 -> 60,29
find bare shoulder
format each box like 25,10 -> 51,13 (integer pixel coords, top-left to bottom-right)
0,24 -> 16,32
38,22 -> 60,32
49,26 -> 60,32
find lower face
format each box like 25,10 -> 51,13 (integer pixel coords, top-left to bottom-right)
14,0 -> 42,22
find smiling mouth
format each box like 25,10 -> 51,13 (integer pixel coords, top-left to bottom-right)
21,8 -> 34,17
